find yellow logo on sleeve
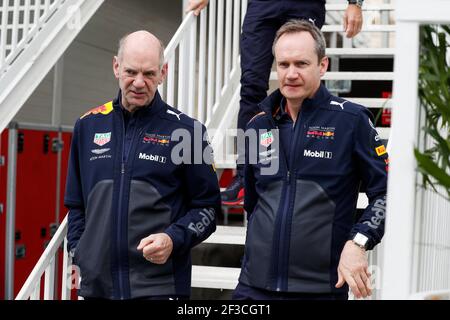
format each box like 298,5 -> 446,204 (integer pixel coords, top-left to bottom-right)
376,145 -> 387,156
80,101 -> 113,119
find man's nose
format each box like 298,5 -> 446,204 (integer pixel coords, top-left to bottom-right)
133,73 -> 145,88
286,66 -> 299,79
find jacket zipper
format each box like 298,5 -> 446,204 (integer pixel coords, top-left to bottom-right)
117,161 -> 125,299
116,113 -> 139,299
276,170 -> 291,291
275,113 -> 302,291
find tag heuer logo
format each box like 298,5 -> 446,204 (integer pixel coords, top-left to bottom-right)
260,132 -> 274,147
93,132 -> 111,146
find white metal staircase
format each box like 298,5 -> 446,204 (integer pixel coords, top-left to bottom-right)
12,0 -> 404,300
0,0 -> 104,134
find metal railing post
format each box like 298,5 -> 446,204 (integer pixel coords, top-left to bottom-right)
5,123 -> 18,300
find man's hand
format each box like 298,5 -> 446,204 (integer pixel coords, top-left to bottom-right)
137,233 -> 173,264
343,4 -> 363,38
186,0 -> 209,16
335,240 -> 372,299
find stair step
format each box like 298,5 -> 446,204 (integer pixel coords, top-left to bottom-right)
325,4 -> 395,11
347,98 -> 391,109
204,226 -> 246,245
326,48 -> 394,57
322,24 -> 396,33
192,265 -> 240,290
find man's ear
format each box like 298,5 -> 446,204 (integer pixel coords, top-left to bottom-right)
113,56 -> 120,79
160,63 -> 168,83
319,56 -> 329,77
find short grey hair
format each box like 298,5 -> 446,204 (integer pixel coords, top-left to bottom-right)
117,33 -> 165,69
272,19 -> 327,63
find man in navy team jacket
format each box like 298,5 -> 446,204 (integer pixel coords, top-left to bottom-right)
234,20 -> 388,300
64,31 -> 221,300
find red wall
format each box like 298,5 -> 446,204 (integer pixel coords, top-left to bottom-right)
0,129 -> 73,299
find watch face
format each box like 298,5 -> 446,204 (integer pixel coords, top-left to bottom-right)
354,233 -> 368,247
349,0 -> 363,7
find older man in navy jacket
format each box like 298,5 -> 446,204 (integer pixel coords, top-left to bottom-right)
65,31 -> 220,300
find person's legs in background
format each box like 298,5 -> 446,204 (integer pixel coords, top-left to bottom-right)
221,0 -> 326,204
221,0 -> 280,204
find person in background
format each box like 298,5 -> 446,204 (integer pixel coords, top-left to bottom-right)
186,0 -> 364,205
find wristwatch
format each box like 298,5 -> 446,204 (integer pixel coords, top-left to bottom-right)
348,0 -> 364,8
352,232 -> 369,250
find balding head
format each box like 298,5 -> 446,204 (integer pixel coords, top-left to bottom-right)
117,30 -> 165,69
113,30 -> 167,112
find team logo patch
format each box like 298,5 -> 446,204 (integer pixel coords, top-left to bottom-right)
260,132 -> 274,147
91,148 -> 110,155
143,133 -> 171,146
304,149 -> 333,160
93,132 -> 111,146
376,145 -> 387,156
306,126 -> 335,139
330,100 -> 347,110
81,101 -> 113,119
167,109 -> 182,120
259,149 -> 276,157
258,149 -> 278,164
138,152 -> 167,164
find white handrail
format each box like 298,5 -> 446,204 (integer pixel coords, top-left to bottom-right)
160,0 -> 246,127
163,11 -> 195,61
215,0 -> 224,103
0,0 -> 63,75
16,215 -> 70,300
0,0 -> 105,137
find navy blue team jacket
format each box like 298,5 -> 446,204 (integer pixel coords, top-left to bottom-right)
64,91 -> 220,299
240,84 -> 388,293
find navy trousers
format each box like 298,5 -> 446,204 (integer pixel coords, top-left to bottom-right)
233,282 -> 348,300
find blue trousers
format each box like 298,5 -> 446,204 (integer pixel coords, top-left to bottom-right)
233,282 -> 348,300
